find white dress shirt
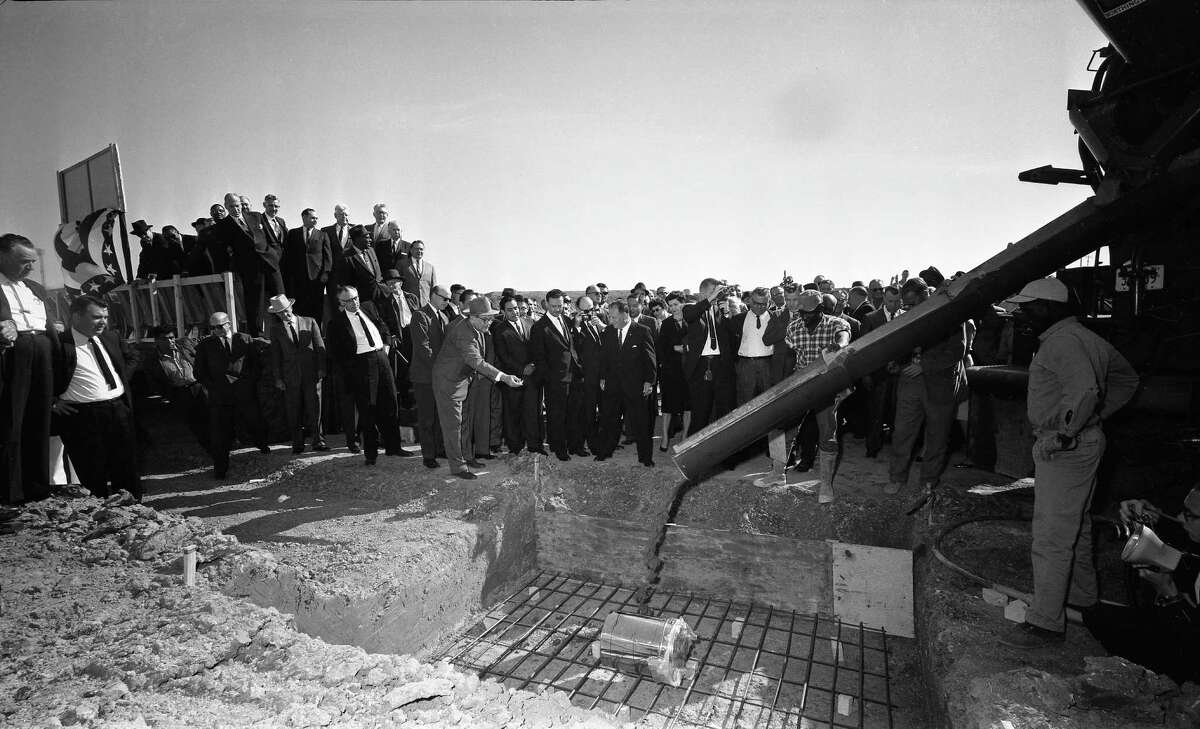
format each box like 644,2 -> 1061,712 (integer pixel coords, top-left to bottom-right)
347,309 -> 383,354
0,273 -> 47,331
60,329 -> 125,403
738,311 -> 774,357
616,321 -> 630,346
699,307 -> 721,357
548,313 -> 567,339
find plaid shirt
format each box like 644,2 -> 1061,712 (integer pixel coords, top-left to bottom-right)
784,314 -> 850,370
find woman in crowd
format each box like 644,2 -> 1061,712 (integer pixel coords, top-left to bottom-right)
656,292 -> 690,451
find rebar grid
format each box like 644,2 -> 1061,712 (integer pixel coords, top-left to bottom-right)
436,571 -> 898,729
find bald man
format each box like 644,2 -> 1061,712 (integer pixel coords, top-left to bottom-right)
193,311 -> 269,478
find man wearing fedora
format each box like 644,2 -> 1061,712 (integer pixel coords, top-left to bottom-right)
410,284 -> 451,468
432,297 -> 523,479
193,311 -> 270,479
998,277 -> 1139,649
131,219 -> 163,281
267,294 -> 327,454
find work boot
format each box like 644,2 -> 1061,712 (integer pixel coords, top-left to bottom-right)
817,451 -> 837,504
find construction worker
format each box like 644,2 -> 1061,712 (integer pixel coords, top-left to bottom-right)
998,278 -> 1139,648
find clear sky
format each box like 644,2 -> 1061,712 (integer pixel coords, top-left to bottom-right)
0,1 -> 1105,293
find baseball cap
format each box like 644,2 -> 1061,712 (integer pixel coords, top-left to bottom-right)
1008,278 -> 1069,303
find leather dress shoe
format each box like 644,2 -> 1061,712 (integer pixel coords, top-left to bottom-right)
388,449 -> 417,458
292,446 -> 305,454
347,443 -> 362,454
423,458 -> 439,469
640,459 -> 655,467
312,442 -> 330,452
556,453 -> 570,462
572,449 -> 590,457
466,459 -> 485,469
257,445 -> 272,454
455,470 -> 478,480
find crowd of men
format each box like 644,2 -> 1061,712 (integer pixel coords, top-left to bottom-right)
3,199 -> 1007,504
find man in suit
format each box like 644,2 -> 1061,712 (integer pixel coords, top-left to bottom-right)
379,269 -> 418,414
529,289 -> 579,461
155,225 -> 187,279
410,285 -> 451,467
267,295 -> 327,454
862,284 -> 902,458
367,203 -> 390,245
682,277 -> 735,435
846,285 -> 875,322
282,208 -> 332,320
492,294 -> 538,455
376,221 -> 407,275
0,234 -> 55,504
757,285 -> 799,487
49,295 -> 140,500
261,194 -> 288,254
193,311 -> 270,479
593,301 -> 657,466
214,192 -> 284,336
400,240 -> 436,308
187,218 -> 217,276
335,225 -> 385,306
322,203 -> 354,313
628,293 -> 658,332
325,285 -> 409,465
568,295 -> 604,457
431,297 -> 524,479
459,291 -> 497,461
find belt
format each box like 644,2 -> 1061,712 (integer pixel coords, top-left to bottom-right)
16,330 -> 45,338
738,355 -> 771,360
60,395 -> 124,408
700,353 -> 720,359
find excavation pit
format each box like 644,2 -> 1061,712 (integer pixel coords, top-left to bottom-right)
437,571 -> 906,729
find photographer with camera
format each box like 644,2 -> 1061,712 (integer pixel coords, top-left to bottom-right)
1071,487 -> 1200,683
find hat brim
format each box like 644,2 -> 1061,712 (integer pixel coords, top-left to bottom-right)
267,298 -> 295,313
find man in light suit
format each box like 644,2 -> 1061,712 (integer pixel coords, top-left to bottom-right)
432,297 -> 523,479
593,301 -> 657,467
528,288 -> 579,461
282,208 -> 332,320
267,295 -> 327,454
49,295 -> 141,500
367,203 -> 390,245
400,240 -> 436,308
194,311 -> 270,479
323,203 -> 354,314
214,192 -> 283,336
410,285 -> 451,467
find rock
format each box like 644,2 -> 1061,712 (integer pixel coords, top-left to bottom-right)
383,678 -> 454,709
1075,655 -> 1174,722
59,702 -> 98,725
130,523 -> 191,561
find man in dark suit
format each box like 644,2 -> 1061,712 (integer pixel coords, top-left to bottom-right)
49,295 -> 140,500
529,289 -> 579,461
154,225 -> 187,279
400,240 -> 436,308
193,311 -> 270,479
261,194 -> 288,254
375,221 -> 407,275
862,284 -> 903,458
335,225 -> 385,306
214,192 -> 284,336
593,301 -> 657,466
326,285 -> 408,465
267,295 -> 327,454
431,297 -> 524,479
0,234 -> 55,504
682,277 -> 735,435
282,208 -> 331,320
187,218 -> 217,276
846,285 -> 875,322
568,295 -> 604,457
410,285 -> 451,467
379,269 -> 418,414
492,294 -> 538,455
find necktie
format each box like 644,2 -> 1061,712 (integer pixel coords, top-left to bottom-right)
707,309 -> 718,350
288,322 -> 298,343
337,225 -> 345,244
90,338 -> 118,390
357,313 -> 376,348
619,327 -> 625,347
222,336 -> 230,354
755,313 -> 762,330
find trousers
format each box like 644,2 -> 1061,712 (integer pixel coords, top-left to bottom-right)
1027,425 -> 1104,632
59,397 -> 141,499
889,374 -> 956,486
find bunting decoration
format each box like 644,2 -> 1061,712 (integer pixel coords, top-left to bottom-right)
54,207 -> 125,296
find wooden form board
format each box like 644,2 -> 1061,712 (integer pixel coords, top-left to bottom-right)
830,541 -> 915,638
